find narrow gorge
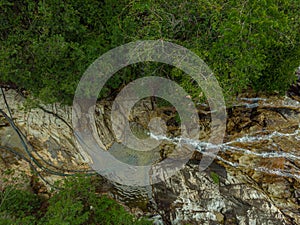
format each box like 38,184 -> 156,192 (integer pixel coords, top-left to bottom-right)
1,82 -> 299,224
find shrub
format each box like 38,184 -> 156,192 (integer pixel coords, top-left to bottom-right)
43,176 -> 152,225
0,175 -> 152,224
0,0 -> 299,104
0,186 -> 42,218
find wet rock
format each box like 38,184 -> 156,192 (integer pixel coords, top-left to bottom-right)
1,89 -> 299,224
0,90 -> 98,187
152,163 -> 287,225
149,95 -> 300,224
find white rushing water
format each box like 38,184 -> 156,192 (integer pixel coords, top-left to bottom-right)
149,125 -> 300,179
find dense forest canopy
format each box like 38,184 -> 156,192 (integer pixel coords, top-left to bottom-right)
0,0 -> 299,104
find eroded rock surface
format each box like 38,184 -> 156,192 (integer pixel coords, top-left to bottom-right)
152,163 -> 287,225
0,89 -> 299,224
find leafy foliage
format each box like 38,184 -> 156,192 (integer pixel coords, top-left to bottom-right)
0,176 -> 152,225
0,0 -> 299,104
0,185 -> 41,224
210,171 -> 220,185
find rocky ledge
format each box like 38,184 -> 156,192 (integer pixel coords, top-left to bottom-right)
0,88 -> 299,224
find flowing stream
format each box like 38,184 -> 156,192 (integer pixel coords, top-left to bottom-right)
150,126 -> 300,179
1,89 -> 300,224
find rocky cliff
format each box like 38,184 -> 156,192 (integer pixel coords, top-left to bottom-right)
0,88 -> 299,224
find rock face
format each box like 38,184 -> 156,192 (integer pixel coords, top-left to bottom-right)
0,89 -> 300,224
0,90 -> 88,188
0,90 -> 128,195
152,164 -> 286,225
288,68 -> 300,102
151,95 -> 300,225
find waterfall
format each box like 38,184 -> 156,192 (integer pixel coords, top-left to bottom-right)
149,125 -> 300,179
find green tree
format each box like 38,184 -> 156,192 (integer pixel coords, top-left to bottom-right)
0,175 -> 152,224
0,0 -> 299,104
